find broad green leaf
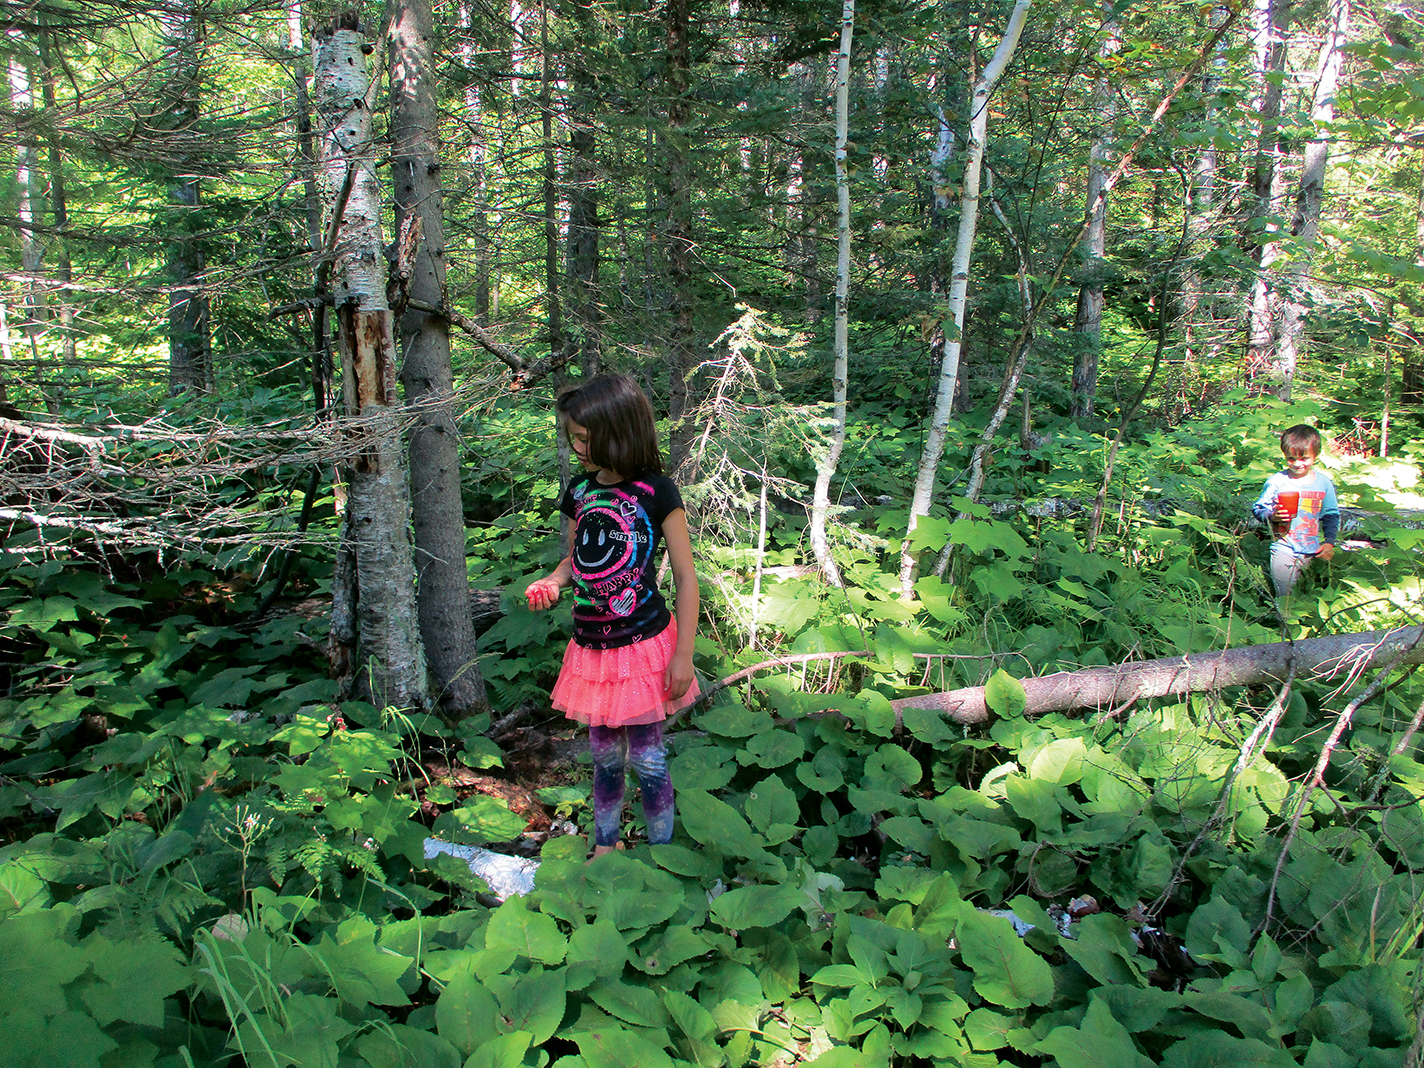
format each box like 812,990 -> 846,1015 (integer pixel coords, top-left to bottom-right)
246,992 -> 356,1068
1025,737 -> 1086,785
1060,915 -> 1146,987
677,789 -> 765,856
957,910 -> 1054,1009
588,976 -> 670,1027
982,670 -> 1026,719
1184,894 -> 1251,968
485,898 -> 567,964
2,1007 -> 119,1068
78,933 -> 191,1026
634,925 -> 710,975
741,730 -> 805,768
1035,996 -> 1153,1068
0,907 -> 88,1016
567,918 -> 628,979
354,1024 -> 461,1068
1160,1030 -> 1298,1067
0,861 -> 50,916
495,968 -> 565,1044
670,745 -> 738,790
465,1030 -> 532,1068
1182,991 -> 1275,1041
572,1025 -> 674,1068
745,774 -> 800,836
314,923 -> 413,1007
436,973 -> 500,1055
710,883 -> 803,929
865,744 -> 921,789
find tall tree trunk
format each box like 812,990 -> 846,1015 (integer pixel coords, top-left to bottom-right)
809,0 -> 855,588
1272,0 -> 1349,401
565,0 -> 601,376
539,2 -> 563,359
162,0 -> 212,395
36,22 -> 75,379
315,12 -> 428,712
457,0 -> 494,324
9,46 -> 47,403
1176,3 -> 1230,414
287,0 -> 330,414
390,0 -> 490,719
898,0 -> 1031,598
1069,10 -> 1118,421
1244,0 -> 1291,394
664,0 -> 697,466
1406,161 -> 1424,411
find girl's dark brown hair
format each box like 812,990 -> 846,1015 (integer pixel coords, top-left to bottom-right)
557,373 -> 664,476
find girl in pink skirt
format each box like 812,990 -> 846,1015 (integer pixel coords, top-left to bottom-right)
525,374 -> 700,857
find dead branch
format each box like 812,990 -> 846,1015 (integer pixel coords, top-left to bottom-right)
695,650 -> 873,705
892,626 -> 1424,723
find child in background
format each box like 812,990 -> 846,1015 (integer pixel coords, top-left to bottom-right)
1251,424 -> 1339,600
525,373 -> 700,857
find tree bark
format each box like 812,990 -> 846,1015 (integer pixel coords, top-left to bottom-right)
809,0 -> 855,589
538,2 -> 563,361
1272,0 -> 1349,400
389,0 -> 490,719
9,46 -> 47,402
565,0 -> 601,376
161,0 -> 212,395
1069,9 -> 1118,421
898,0 -> 1031,598
315,12 -> 428,712
1244,0 -> 1291,395
36,21 -> 75,377
664,0 -> 697,467
893,625 -> 1424,723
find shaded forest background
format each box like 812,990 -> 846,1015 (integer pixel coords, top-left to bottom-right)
4,0 -> 1424,1065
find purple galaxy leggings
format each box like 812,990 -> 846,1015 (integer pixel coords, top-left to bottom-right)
589,721 -> 674,847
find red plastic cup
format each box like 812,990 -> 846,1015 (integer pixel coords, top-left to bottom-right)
1277,491 -> 1299,518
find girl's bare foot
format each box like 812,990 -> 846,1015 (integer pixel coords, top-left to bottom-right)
587,842 -> 623,862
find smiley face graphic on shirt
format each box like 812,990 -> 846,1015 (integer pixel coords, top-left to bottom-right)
570,488 -> 655,619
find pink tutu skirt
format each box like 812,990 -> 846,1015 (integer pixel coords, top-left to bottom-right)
551,618 -> 700,727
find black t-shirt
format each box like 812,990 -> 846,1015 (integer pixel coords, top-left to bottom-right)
559,472 -> 684,649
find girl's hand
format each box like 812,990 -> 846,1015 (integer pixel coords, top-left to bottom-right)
1317,543 -> 1335,563
526,578 -> 562,611
664,652 -> 695,701
1272,503 -> 1293,521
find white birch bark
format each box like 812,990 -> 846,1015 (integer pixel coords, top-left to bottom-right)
9,44 -> 46,392
1245,0 -> 1291,392
898,0 -> 1031,598
314,15 -> 429,712
809,0 -> 855,588
1272,0 -> 1349,400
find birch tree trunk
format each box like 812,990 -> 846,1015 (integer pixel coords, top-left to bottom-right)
1069,10 -> 1119,421
389,0 -> 490,719
808,0 -> 855,588
1244,0 -> 1291,394
315,12 -> 429,712
8,44 -> 46,400
1271,0 -> 1349,398
898,0 -> 1031,599
893,625 -> 1424,723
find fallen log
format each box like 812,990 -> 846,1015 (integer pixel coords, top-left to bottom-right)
892,625 -> 1424,723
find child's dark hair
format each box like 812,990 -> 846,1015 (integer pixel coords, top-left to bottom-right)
1280,424 -> 1322,456
557,373 -> 664,476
